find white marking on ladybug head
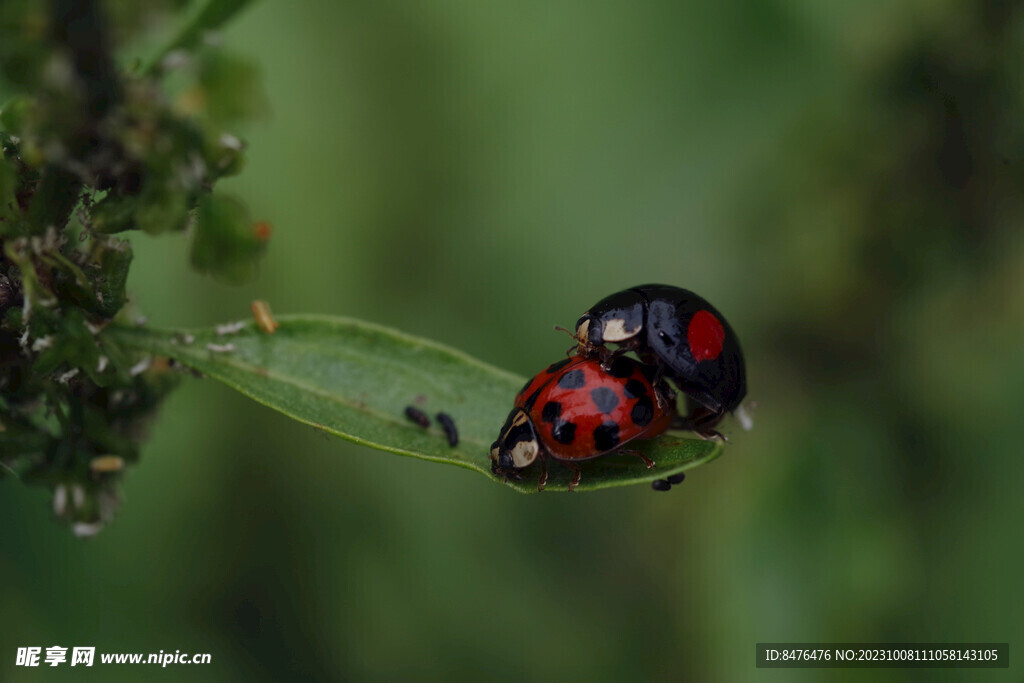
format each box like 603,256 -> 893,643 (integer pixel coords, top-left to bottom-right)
510,438 -> 539,468
495,409 -> 540,470
602,317 -> 641,342
576,318 -> 591,341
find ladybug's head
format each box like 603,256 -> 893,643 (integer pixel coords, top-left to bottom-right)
575,289 -> 646,353
489,408 -> 540,478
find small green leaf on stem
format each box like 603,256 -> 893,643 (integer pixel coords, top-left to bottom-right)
190,193 -> 267,283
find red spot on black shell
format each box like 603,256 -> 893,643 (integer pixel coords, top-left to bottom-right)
687,310 -> 725,362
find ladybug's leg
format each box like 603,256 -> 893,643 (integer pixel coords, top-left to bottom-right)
598,346 -> 630,372
693,408 -> 727,441
672,414 -> 726,440
618,448 -> 655,469
537,459 -> 549,492
651,363 -> 665,387
562,462 -> 582,492
652,375 -> 676,415
676,398 -> 728,441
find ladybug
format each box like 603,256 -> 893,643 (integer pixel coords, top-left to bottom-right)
490,355 -> 675,491
574,284 -> 746,436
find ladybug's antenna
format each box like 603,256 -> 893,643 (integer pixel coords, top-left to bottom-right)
552,325 -> 577,341
553,325 -> 579,357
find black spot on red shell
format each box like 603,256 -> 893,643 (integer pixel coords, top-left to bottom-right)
593,421 -> 620,451
630,396 -> 654,426
590,386 -> 619,414
523,388 -> 543,410
541,401 -> 562,423
552,420 -> 577,445
623,379 -> 646,399
557,369 -> 585,389
545,358 -> 572,374
607,356 -> 634,378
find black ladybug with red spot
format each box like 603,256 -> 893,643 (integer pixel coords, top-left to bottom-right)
574,284 -> 746,437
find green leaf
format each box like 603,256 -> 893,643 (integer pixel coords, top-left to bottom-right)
86,237 -> 133,318
0,95 -> 38,137
27,166 -> 81,233
144,0 -> 256,76
196,50 -> 268,127
104,316 -> 724,492
189,193 -> 267,283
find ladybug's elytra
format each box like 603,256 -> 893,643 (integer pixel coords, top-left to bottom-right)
574,284 -> 746,436
490,355 -> 675,491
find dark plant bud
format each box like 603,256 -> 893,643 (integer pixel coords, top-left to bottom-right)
204,132 -> 246,178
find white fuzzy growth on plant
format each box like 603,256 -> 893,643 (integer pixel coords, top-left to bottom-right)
215,321 -> 245,335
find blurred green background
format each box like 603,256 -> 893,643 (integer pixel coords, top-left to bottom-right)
2,0 -> 1023,680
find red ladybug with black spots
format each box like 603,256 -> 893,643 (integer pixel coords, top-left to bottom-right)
574,284 -> 746,437
490,355 -> 675,491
